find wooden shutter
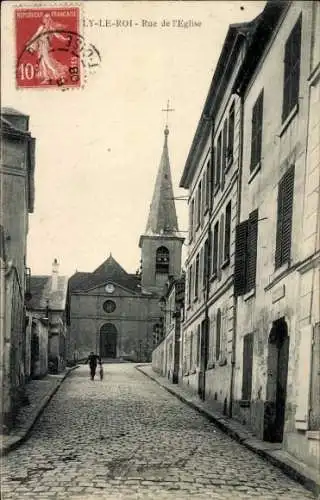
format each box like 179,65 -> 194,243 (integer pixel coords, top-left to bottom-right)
242,333 -> 254,400
234,220 -> 249,296
275,166 -> 294,268
295,325 -> 313,430
246,209 -> 258,291
212,221 -> 219,275
310,323 -> 320,430
282,16 -> 301,122
221,120 -> 228,190
224,202 -> 232,262
203,239 -> 208,287
250,90 -> 263,171
211,149 -> 215,205
216,309 -> 221,361
218,213 -> 224,280
228,104 -> 235,162
216,132 -> 222,189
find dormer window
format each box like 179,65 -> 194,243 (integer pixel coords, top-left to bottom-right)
156,246 -> 169,274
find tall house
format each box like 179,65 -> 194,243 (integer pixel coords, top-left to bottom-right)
233,1 -> 319,471
139,126 -> 184,296
0,107 -> 36,430
179,18 -> 257,408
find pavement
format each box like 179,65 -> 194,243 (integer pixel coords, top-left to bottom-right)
136,365 -> 320,497
0,366 -> 78,456
0,363 -> 318,500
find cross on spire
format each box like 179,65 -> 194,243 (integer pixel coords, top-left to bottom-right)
162,100 -> 174,128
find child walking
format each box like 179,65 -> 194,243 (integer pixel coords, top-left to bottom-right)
99,360 -> 104,381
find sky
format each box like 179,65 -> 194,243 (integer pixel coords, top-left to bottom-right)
2,1 -> 266,277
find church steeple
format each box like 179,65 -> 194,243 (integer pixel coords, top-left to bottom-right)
145,126 -> 179,236
139,123 -> 184,295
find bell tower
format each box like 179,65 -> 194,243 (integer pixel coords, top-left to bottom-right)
139,125 -> 184,295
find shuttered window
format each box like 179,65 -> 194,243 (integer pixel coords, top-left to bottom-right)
197,182 -> 202,228
250,89 -> 264,171
246,209 -> 258,290
234,220 -> 248,296
194,254 -> 199,299
222,120 -> 228,189
189,199 -> 194,242
234,209 -> 259,295
205,160 -> 210,209
203,239 -> 209,288
211,149 -> 215,204
212,221 -> 219,276
242,333 -> 254,400
310,323 -> 320,431
224,201 -> 232,263
282,16 -> 301,123
227,103 -> 235,166
216,309 -> 221,361
215,132 -> 222,189
275,165 -> 295,269
188,265 -> 192,305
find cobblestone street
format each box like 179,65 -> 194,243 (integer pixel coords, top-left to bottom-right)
1,364 -> 315,500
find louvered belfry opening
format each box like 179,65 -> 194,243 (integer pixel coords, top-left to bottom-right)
156,246 -> 169,274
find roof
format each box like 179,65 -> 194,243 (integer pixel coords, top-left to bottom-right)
27,275 -> 69,310
233,0 -> 289,96
27,276 -> 49,310
69,254 -> 144,294
144,127 -> 180,236
1,107 -> 28,117
179,18 -> 258,188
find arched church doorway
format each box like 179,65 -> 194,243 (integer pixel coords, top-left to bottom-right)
264,318 -> 289,442
100,323 -> 117,358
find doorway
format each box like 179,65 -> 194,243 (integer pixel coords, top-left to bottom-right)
100,323 -> 118,358
264,318 -> 289,442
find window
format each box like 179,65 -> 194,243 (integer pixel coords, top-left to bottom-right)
212,221 -> 219,276
211,149 -> 215,202
187,265 -> 192,306
282,16 -> 301,123
216,309 -> 221,361
224,202 -> 232,263
103,300 -> 116,313
205,160 -> 210,209
250,89 -> 264,171
156,246 -> 169,274
242,333 -> 254,400
190,332 -> 193,370
215,132 -> 222,189
222,119 -> 228,172
227,103 -> 235,165
194,254 -> 200,299
234,209 -> 258,296
189,199 -> 195,242
196,325 -> 201,366
197,181 -> 202,227
275,166 -> 295,269
310,323 -> 320,430
203,239 -> 209,288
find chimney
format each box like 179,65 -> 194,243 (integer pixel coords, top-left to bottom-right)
51,258 -> 59,291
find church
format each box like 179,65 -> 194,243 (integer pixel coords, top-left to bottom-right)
68,126 -> 184,362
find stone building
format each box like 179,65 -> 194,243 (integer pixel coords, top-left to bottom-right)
232,1 -> 319,471
152,275 -> 185,383
178,16 -> 257,410
26,259 -> 70,376
68,127 -> 184,362
0,107 -> 36,430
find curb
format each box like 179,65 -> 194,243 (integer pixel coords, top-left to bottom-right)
1,365 -> 79,457
136,365 -> 320,497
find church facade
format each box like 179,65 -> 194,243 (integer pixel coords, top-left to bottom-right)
68,126 -> 184,362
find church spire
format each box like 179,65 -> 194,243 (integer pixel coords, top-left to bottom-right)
145,126 -> 179,235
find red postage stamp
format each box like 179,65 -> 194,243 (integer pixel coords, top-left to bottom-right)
15,7 -> 81,89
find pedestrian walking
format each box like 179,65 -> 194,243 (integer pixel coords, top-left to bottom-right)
85,352 -> 100,380
99,360 -> 104,381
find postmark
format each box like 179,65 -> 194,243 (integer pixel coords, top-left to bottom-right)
15,6 -> 101,89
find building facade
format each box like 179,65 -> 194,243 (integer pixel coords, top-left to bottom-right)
68,127 -> 184,362
152,275 -> 185,383
0,107 -> 36,430
232,0 -> 320,470
179,18 -> 256,411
